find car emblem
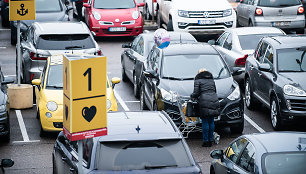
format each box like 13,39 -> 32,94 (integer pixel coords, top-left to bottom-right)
115,19 -> 120,22
203,11 -> 209,18
278,9 -> 283,16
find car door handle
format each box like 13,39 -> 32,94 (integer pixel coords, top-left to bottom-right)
70,168 -> 75,172
61,157 -> 67,161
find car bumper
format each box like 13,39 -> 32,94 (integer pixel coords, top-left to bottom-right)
254,16 -> 305,29
39,105 -> 63,132
279,95 -> 306,122
0,112 -> 9,136
90,24 -> 143,37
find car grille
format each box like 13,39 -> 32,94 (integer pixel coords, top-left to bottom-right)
102,29 -> 133,35
178,23 -> 232,29
188,11 -> 223,18
288,99 -> 306,111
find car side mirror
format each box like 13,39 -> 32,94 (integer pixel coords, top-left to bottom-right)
32,79 -> 41,86
137,2 -> 145,7
259,63 -> 271,72
210,150 -> 224,161
111,77 -> 121,89
232,67 -> 244,76
208,39 -> 216,45
83,3 -> 90,8
1,159 -> 14,168
122,43 -> 132,48
143,70 -> 158,79
2,76 -> 14,84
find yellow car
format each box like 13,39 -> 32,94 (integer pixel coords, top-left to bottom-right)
32,55 -> 120,136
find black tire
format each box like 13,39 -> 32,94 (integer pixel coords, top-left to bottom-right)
40,125 -> 46,137
145,5 -> 152,20
248,20 -> 253,27
157,10 -> 163,28
296,28 -> 305,34
140,85 -> 148,110
11,26 -> 17,45
270,96 -> 283,130
167,19 -> 174,31
133,75 -> 140,98
36,108 -> 40,119
3,112 -> 10,142
245,78 -> 258,110
230,120 -> 244,134
210,166 -> 216,174
121,66 -> 128,82
1,15 -> 9,27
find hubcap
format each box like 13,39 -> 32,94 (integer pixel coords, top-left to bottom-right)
245,81 -> 251,107
271,100 -> 278,128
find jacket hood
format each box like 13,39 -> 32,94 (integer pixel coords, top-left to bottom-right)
195,71 -> 213,80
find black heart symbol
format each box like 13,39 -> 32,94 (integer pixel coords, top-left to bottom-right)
65,105 -> 68,120
82,106 -> 97,122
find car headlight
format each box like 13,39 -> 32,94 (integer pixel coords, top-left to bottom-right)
223,9 -> 232,17
47,101 -> 58,112
160,88 -> 178,102
93,11 -> 101,20
0,105 -> 6,112
132,11 -> 139,19
178,10 -> 189,17
283,85 -> 306,97
107,99 -> 111,110
227,85 -> 240,101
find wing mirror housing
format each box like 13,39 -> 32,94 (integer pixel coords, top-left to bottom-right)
32,79 -> 41,86
1,159 -> 14,168
143,70 -> 158,79
232,67 -> 244,76
210,150 -> 224,162
208,39 -> 216,45
122,43 -> 132,48
111,77 -> 121,88
83,3 -> 91,8
137,2 -> 145,7
259,63 -> 271,72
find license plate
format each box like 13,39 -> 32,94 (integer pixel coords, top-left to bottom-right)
198,20 -> 216,25
272,21 -> 290,27
109,27 -> 126,32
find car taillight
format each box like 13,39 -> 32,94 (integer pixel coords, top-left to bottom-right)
30,52 -> 48,60
153,0 -> 157,2
97,49 -> 102,56
235,54 -> 248,67
4,0 -> 9,3
31,74 -> 34,81
255,8 -> 263,16
298,6 -> 304,14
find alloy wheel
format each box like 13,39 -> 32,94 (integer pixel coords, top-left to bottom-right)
271,99 -> 278,128
245,80 -> 251,107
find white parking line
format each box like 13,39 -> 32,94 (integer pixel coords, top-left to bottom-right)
114,90 -> 130,111
15,110 -> 30,142
244,114 -> 266,133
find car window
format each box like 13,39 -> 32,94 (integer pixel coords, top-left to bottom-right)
93,0 -> 136,9
152,49 -> 160,71
97,139 -> 193,171
223,34 -> 233,50
131,36 -> 140,51
36,0 -> 63,12
238,33 -> 284,50
225,138 -> 248,164
258,0 -> 300,7
37,34 -> 95,50
256,42 -> 268,62
135,37 -> 144,56
277,48 -> 306,72
217,32 -> 230,46
83,138 -> 94,166
262,45 -> 273,65
146,49 -> 154,68
237,143 -> 255,173
41,63 -> 48,88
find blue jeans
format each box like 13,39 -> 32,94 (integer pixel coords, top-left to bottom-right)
201,117 -> 215,142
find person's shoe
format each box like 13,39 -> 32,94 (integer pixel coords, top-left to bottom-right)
208,141 -> 213,147
202,142 -> 210,147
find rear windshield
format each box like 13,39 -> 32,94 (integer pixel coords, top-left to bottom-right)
97,140 -> 192,170
263,152 -> 306,174
36,0 -> 62,12
277,48 -> 306,72
238,33 -> 284,50
94,0 -> 136,9
37,34 -> 95,50
258,0 -> 301,7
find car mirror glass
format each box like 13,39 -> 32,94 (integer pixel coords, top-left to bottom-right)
210,150 -> 224,160
232,67 -> 244,76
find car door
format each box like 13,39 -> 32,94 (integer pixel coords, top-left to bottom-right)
131,37 -> 145,83
123,36 -> 140,81
214,138 -> 248,174
53,133 -> 74,174
83,0 -> 92,25
237,0 -> 249,26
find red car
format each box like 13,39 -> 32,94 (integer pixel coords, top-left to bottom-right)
83,0 -> 144,37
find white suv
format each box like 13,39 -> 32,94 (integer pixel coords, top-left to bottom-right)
157,0 -> 236,34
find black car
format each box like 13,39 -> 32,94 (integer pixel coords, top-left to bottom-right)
121,31 -> 197,98
140,43 -> 244,133
53,111 -> 201,174
10,0 -> 72,45
244,35 -> 306,130
210,132 -> 306,174
0,66 -> 14,141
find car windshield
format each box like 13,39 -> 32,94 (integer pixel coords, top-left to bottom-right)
263,152 -> 306,174
93,0 -> 136,9
238,34 -> 283,50
161,54 -> 230,79
258,0 -> 300,7
97,139 -> 192,170
37,34 -> 95,50
46,64 -> 63,89
277,48 -> 306,72
36,0 -> 62,12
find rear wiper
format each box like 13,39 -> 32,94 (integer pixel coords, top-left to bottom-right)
65,46 -> 83,50
144,165 -> 177,169
47,85 -> 63,89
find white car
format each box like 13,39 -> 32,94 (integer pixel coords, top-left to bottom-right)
157,0 -> 237,34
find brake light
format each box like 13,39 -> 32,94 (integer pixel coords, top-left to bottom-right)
97,49 -> 102,56
31,74 -> 34,81
153,0 -> 157,2
4,0 -> 9,3
255,8 -> 263,16
298,6 -> 304,14
235,54 -> 248,67
30,52 -> 48,60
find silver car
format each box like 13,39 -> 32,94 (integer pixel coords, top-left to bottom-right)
209,27 -> 285,84
19,21 -> 101,84
237,0 -> 305,34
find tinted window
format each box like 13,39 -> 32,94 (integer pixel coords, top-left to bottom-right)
238,34 -> 283,50
263,152 -> 306,174
161,54 -> 230,79
223,34 -> 232,50
217,32 -> 230,46
46,65 -> 63,88
225,138 -> 248,163
135,37 -> 144,56
41,63 -> 48,87
258,0 -> 300,7
263,45 -> 273,64
97,140 -> 192,170
238,143 -> 255,172
37,34 -> 95,50
36,0 -> 62,12
257,42 -> 268,62
94,0 -> 135,9
83,138 -> 94,164
278,48 -> 306,72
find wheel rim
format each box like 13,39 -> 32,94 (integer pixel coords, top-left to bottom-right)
271,100 -> 278,128
245,80 -> 251,107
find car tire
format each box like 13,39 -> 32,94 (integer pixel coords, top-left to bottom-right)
230,120 -> 244,134
140,85 -> 148,110
40,123 -> 46,137
210,166 -> 216,174
296,28 -> 304,34
270,96 -> 283,130
36,108 -> 40,119
157,10 -> 163,28
167,19 -> 174,31
11,26 -> 17,45
3,112 -> 10,142
248,20 -> 253,27
145,5 -> 152,20
133,75 -> 140,98
52,155 -> 57,174
245,78 -> 258,110
121,66 -> 128,82
1,14 -> 9,27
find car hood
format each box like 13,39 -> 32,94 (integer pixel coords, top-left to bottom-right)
94,8 -> 138,22
44,89 -> 63,105
159,77 -> 234,99
21,11 -> 66,27
279,72 -> 306,91
173,0 -> 231,11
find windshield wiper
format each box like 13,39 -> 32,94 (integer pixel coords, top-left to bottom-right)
144,165 -> 177,169
65,46 -> 83,50
47,85 -> 63,89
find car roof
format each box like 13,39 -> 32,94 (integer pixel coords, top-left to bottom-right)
227,27 -> 285,36
246,132 -> 306,153
162,43 -> 218,56
49,55 -> 64,65
33,21 -> 90,35
263,35 -> 306,49
141,31 -> 197,43
97,111 -> 181,142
